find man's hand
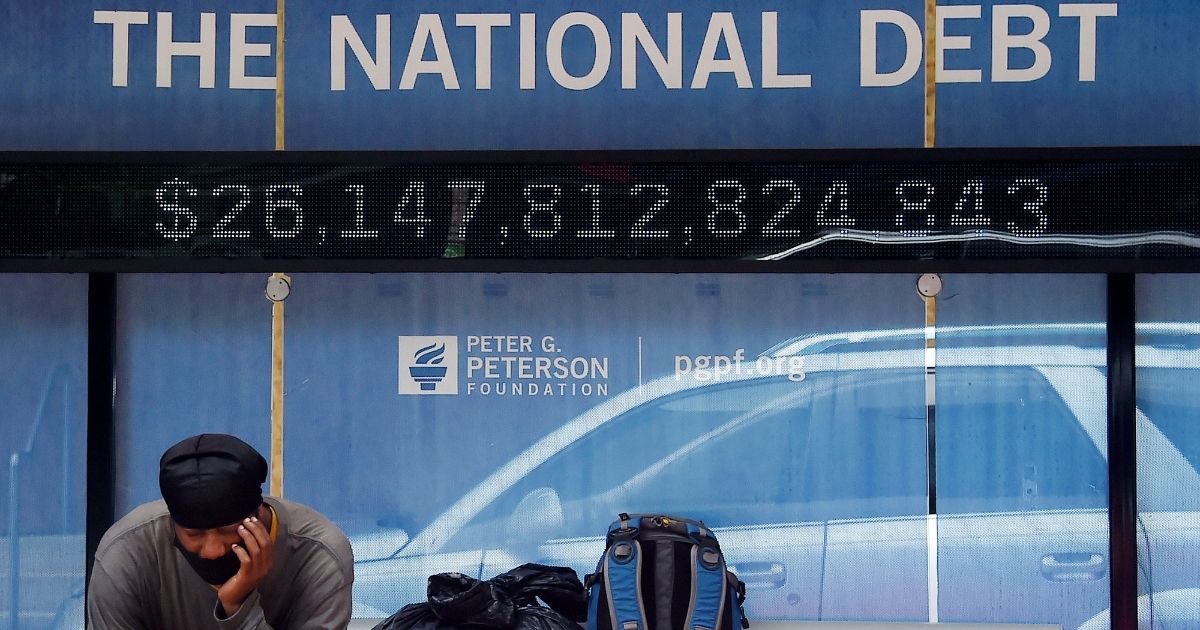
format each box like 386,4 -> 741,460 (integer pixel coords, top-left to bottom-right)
217,515 -> 274,618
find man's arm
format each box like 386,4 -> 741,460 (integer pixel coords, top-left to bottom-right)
282,545 -> 354,630
213,542 -> 353,630
218,516 -> 276,618
287,564 -> 354,630
212,588 -> 275,630
87,558 -> 151,630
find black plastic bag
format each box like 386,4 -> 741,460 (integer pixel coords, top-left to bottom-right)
490,564 -> 587,623
371,563 -> 587,630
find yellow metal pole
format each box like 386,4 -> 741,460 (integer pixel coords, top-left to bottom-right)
271,0 -> 287,493
275,0 -> 286,151
267,273 -> 291,497
924,0 -> 937,148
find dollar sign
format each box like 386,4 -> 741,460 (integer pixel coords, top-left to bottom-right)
155,178 -> 199,241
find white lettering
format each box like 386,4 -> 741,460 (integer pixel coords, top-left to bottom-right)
520,14 -> 536,89
692,13 -> 752,89
156,11 -> 217,88
547,12 -> 611,90
94,10 -> 150,87
331,15 -> 390,90
569,357 -> 590,378
457,13 -> 511,89
229,13 -> 275,89
1060,3 -> 1118,82
675,355 -> 692,380
466,356 -> 484,377
860,9 -> 922,87
761,12 -> 810,88
992,4 -> 1051,82
936,5 -> 982,83
621,13 -> 682,89
400,14 -> 459,90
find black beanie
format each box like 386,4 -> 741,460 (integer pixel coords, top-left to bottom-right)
159,434 -> 267,529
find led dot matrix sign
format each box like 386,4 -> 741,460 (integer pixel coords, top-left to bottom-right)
1,148 -> 1198,267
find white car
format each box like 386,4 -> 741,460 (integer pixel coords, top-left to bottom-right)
352,324 -> 1200,629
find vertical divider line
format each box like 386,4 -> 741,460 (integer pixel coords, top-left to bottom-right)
924,0 -> 937,148
922,290 -> 939,623
275,0 -> 286,150
84,273 -> 117,606
1107,273 -> 1137,630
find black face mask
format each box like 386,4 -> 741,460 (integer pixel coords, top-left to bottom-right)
173,537 -> 242,585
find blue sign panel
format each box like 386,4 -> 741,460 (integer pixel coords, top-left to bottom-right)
283,0 -> 1200,148
0,1 -> 1197,149
0,1 -> 276,150
935,0 -> 1199,146
284,0 -> 926,149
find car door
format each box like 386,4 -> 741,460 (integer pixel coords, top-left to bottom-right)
795,368 -> 930,621
933,365 -> 1111,630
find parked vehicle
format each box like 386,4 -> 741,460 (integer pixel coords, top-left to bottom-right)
351,324 -> 1200,629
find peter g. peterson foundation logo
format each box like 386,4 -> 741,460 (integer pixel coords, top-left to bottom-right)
398,336 -> 459,395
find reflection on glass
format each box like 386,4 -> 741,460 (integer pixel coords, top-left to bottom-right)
336,274 -> 943,621
288,272 -> 1128,628
935,275 -> 1109,630
1135,275 -> 1200,630
0,274 -> 88,629
114,274 -> 272,514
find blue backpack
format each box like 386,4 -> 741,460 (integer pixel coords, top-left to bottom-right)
585,514 -> 748,630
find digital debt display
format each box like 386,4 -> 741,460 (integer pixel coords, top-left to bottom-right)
1,149 -> 1198,267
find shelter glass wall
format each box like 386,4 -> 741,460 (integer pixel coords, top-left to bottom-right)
5,271 -> 1185,629
0,274 -> 88,629
935,275 -> 1108,628
1135,274 -> 1200,629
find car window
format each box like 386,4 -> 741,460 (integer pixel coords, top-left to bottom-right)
440,377 -> 812,551
441,363 -> 1108,556
1138,367 -> 1200,474
442,370 -> 931,552
620,366 -> 1107,522
615,370 -> 928,523
937,366 -> 1108,514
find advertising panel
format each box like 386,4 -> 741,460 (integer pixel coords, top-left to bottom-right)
1,1 -> 1197,149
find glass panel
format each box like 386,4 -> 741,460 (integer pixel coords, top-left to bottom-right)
276,273 -> 928,622
0,274 -> 88,629
1135,274 -> 1200,630
935,274 -> 1109,630
447,371 -> 927,550
113,274 -> 271,514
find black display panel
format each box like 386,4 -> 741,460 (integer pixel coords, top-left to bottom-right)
1,149 -> 1198,269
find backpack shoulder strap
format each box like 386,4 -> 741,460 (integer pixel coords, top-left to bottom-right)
599,516 -> 647,630
684,522 -> 728,630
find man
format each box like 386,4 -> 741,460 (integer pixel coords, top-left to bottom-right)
87,433 -> 354,629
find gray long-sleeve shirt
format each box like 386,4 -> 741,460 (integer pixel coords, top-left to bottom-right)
87,496 -> 354,630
